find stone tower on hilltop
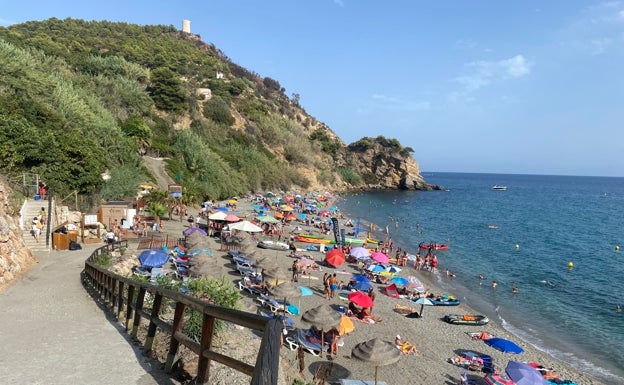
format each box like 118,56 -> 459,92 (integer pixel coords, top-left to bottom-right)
182,19 -> 191,33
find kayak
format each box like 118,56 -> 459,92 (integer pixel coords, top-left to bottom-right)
365,237 -> 381,245
430,294 -> 461,306
296,235 -> 333,244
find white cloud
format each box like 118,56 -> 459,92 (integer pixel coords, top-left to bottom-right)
590,37 -> 613,54
453,55 -> 532,93
371,94 -> 431,111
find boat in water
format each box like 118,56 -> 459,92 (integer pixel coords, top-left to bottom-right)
492,185 -> 507,191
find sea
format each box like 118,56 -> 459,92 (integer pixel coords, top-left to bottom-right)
335,172 -> 624,384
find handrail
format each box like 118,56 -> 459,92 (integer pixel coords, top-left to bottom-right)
82,241 -> 280,385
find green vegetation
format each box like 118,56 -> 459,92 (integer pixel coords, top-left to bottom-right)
95,253 -> 113,268
0,18 -> 419,206
183,276 -> 242,341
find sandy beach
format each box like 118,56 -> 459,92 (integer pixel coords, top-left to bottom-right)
153,194 -> 608,385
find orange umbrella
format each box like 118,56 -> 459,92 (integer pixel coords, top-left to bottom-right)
325,248 -> 346,267
338,315 -> 355,335
274,212 -> 284,219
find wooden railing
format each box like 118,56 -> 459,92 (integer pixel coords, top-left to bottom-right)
82,241 -> 280,385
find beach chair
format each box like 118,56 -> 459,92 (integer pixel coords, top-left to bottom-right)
383,283 -> 400,298
294,328 -> 329,356
236,262 -> 256,276
237,279 -> 265,296
259,310 -> 295,330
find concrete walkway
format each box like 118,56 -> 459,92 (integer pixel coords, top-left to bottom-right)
0,244 -> 181,385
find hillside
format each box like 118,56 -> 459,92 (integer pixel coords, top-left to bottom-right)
0,18 -> 439,206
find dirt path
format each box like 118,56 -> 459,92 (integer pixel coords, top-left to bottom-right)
142,156 -> 175,191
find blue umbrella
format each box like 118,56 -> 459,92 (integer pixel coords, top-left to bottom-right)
138,249 -> 170,268
217,206 -> 229,211
298,213 -> 307,220
505,361 -> 548,385
484,337 -> 524,354
352,280 -> 373,292
368,264 -> 386,273
183,227 -> 207,236
351,274 -> 370,283
390,276 -> 408,286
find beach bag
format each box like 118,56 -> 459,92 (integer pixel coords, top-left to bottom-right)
69,241 -> 82,250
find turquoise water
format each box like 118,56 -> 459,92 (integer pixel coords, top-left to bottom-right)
336,173 -> 624,384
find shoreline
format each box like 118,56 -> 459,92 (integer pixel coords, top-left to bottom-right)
201,193 -> 608,385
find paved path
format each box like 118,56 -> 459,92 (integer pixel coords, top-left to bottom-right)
0,243 -> 181,385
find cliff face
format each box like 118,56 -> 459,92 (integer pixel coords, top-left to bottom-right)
339,138 -> 442,191
0,182 -> 36,290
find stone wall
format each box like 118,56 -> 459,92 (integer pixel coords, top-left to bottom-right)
0,182 -> 36,290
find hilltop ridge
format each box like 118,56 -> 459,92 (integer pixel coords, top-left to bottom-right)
0,18 -> 439,203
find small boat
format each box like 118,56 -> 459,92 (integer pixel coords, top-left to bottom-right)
492,185 -> 507,191
443,314 -> 489,326
430,295 -> 461,306
257,240 -> 290,250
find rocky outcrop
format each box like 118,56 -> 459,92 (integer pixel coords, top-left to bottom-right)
0,182 -> 37,289
340,137 -> 443,191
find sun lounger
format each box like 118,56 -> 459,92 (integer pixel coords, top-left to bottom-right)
258,310 -> 295,330
295,328 -> 329,356
256,294 -> 299,315
237,280 -> 265,296
236,262 -> 256,276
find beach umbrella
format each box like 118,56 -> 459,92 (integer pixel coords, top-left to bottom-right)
412,297 -> 434,316
390,276 -> 408,286
302,304 -> 342,331
263,266 -> 289,281
254,255 -> 277,269
224,214 -> 240,222
505,361 -> 549,385
298,213 -> 307,220
351,338 -> 401,385
338,315 -> 355,335
351,274 -> 371,283
371,252 -> 389,264
268,282 -> 303,314
229,220 -> 263,233
367,264 -> 386,273
258,215 -> 280,224
138,249 -> 170,268
352,280 -> 373,292
183,227 -> 207,236
348,291 -> 374,308
350,246 -> 370,259
301,304 -> 343,356
208,211 -> 228,221
484,337 -> 524,354
405,276 -> 425,293
325,249 -> 346,267
190,262 -> 223,278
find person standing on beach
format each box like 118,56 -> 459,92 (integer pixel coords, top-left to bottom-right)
329,274 -> 339,299
368,287 -> 376,309
323,273 -> 330,299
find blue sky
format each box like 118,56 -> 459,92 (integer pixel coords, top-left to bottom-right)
2,1 -> 623,177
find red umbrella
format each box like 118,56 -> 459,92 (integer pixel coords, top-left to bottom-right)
371,252 -> 389,264
325,249 -> 346,267
348,291 -> 374,308
224,214 -> 240,222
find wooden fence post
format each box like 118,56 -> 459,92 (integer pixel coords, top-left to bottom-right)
165,302 -> 186,373
144,293 -> 163,352
251,318 -> 281,385
196,314 -> 216,384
